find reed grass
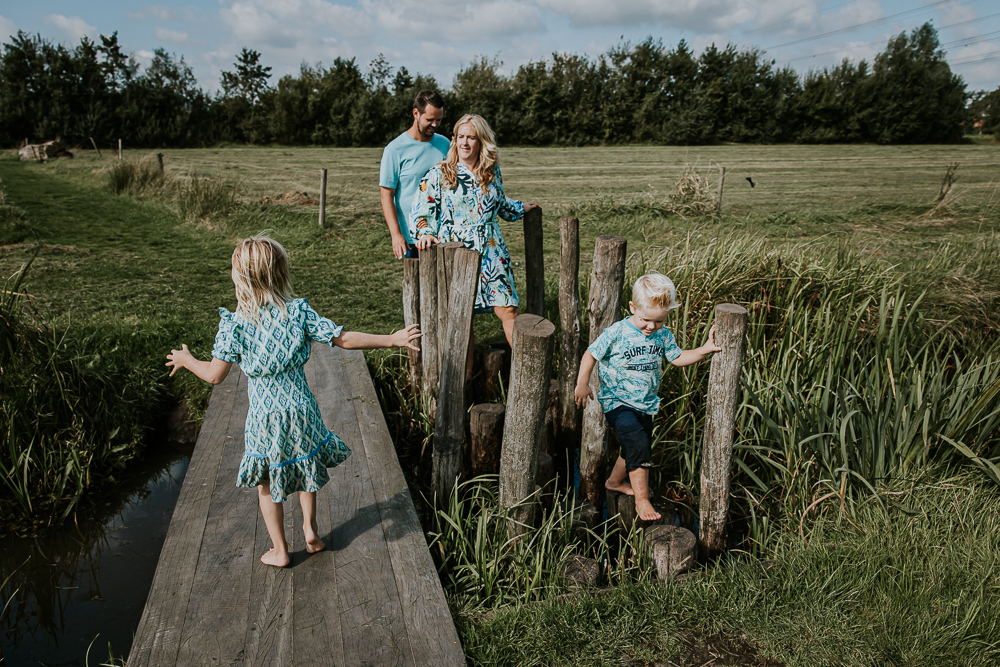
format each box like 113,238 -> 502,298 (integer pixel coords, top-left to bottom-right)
103,159 -> 165,196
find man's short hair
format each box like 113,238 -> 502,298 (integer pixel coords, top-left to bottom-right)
414,90 -> 444,113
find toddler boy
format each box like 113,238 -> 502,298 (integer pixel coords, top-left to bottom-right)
575,273 -> 721,521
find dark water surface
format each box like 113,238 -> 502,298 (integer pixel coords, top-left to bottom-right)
1,441 -> 195,666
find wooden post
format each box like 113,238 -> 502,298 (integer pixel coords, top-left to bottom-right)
469,403 -> 505,477
419,245 -> 439,400
118,139 -> 122,161
716,165 -> 726,214
557,217 -> 582,444
499,314 -> 555,535
436,241 -> 464,374
89,137 -> 101,157
481,348 -> 510,403
433,248 -> 480,500
699,304 -> 748,559
402,258 -> 422,391
523,206 -> 544,316
319,168 -> 328,228
578,235 -> 627,507
156,153 -> 164,175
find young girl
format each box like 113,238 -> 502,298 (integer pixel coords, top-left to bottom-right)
166,233 -> 420,567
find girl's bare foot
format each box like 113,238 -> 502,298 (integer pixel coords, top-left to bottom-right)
636,499 -> 662,521
261,547 -> 290,567
305,536 -> 326,554
605,478 -> 635,495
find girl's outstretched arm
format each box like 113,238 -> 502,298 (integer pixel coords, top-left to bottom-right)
166,344 -> 233,385
334,324 -> 421,351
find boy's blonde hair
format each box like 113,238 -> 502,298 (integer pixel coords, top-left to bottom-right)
632,273 -> 680,312
231,232 -> 294,323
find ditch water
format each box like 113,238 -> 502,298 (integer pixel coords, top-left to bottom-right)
0,440 -> 195,667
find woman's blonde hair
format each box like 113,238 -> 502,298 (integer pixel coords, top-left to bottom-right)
440,114 -> 499,192
632,273 -> 680,312
231,232 -> 294,323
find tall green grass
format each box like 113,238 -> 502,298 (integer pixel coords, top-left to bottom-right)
103,159 -> 165,196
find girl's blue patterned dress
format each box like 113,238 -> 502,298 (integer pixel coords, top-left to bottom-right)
409,164 -> 525,312
211,298 -> 352,502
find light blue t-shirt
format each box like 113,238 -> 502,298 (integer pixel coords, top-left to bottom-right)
587,318 -> 682,415
379,132 -> 451,245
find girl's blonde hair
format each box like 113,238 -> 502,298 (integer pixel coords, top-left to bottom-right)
231,232 -> 294,323
440,114 -> 499,193
632,273 -> 680,312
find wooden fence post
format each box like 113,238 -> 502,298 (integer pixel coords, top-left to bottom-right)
523,207 -> 545,316
89,137 -> 101,157
118,139 -> 122,161
716,165 -> 726,214
319,168 -> 328,228
156,153 -> 164,175
433,248 -> 480,500
469,403 -> 505,477
481,348 -> 510,403
699,304 -> 748,559
436,241 -> 465,374
557,217 -> 582,445
499,314 -> 555,535
402,258 -> 422,391
578,235 -> 627,507
419,245 -> 439,400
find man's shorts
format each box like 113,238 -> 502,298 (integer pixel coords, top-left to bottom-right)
604,405 -> 653,472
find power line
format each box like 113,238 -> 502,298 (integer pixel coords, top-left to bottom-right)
766,0 -> 969,50
949,50 -> 1000,66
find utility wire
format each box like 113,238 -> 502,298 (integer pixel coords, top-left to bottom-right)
766,0 -> 970,50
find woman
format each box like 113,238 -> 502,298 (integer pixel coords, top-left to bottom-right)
409,114 -> 539,347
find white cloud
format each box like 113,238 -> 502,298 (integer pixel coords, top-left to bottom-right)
536,0 -> 755,32
43,14 -> 98,43
363,0 -> 544,41
0,14 -> 16,41
154,27 -> 195,45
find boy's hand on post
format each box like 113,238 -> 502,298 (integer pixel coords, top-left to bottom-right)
574,381 -> 593,408
390,324 -> 422,351
703,323 -> 723,355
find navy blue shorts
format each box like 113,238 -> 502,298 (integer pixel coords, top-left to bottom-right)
604,406 -> 654,472
404,244 -> 419,259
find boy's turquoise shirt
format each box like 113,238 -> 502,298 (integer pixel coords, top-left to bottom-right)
587,318 -> 682,415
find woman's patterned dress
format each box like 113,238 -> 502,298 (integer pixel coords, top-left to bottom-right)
211,298 -> 352,502
409,164 -> 525,313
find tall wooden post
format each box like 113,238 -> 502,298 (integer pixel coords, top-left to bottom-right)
118,139 -> 122,161
319,168 -> 328,228
481,348 -> 510,403
402,258 -> 422,391
436,242 -> 464,374
579,235 -> 627,507
499,314 -> 555,535
557,217 -> 582,444
89,137 -> 101,157
156,153 -> 164,175
699,304 -> 748,559
419,246 -> 439,399
715,165 -> 726,214
433,248 -> 480,500
469,403 -> 505,477
523,207 -> 544,316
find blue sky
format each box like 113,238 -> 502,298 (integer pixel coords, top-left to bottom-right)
2,1 -> 997,93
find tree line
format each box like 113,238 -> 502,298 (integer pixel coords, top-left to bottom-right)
1,23 -> 995,150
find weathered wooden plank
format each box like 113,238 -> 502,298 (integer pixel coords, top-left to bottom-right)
313,346 -> 414,667
174,373 -> 258,665
242,493 -> 294,667
126,369 -> 242,667
343,350 -> 466,667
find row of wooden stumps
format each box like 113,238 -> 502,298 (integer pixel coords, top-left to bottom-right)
400,211 -> 748,583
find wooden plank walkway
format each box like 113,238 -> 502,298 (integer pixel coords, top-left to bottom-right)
128,345 -> 465,667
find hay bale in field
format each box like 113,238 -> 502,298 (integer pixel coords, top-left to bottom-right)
261,190 -> 318,206
19,141 -> 73,162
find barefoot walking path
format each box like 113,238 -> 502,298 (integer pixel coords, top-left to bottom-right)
126,345 -> 465,667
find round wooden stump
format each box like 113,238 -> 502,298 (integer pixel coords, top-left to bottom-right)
645,525 -> 697,581
560,554 -> 600,589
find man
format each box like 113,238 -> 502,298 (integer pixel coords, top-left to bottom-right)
379,90 -> 450,259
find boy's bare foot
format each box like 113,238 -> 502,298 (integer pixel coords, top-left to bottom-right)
605,479 -> 635,495
261,547 -> 290,567
635,499 -> 662,522
305,537 -> 326,554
